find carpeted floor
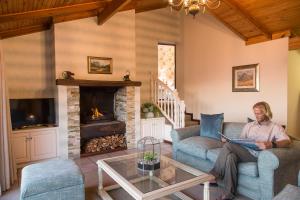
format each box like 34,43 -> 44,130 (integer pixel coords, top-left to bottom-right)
1,143 -> 251,200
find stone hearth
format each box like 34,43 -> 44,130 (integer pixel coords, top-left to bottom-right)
56,80 -> 141,159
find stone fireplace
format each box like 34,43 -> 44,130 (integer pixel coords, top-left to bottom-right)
56,79 -> 141,159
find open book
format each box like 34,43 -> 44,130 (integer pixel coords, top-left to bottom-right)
218,132 -> 261,151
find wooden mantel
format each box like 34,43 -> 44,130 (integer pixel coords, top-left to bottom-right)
56,79 -> 142,87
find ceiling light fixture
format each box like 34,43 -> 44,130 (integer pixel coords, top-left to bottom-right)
168,0 -> 221,17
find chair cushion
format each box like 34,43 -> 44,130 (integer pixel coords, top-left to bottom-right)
21,159 -> 84,198
177,136 -> 223,159
273,184 -> 300,200
206,148 -> 258,177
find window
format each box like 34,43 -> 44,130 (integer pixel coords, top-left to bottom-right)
158,43 -> 176,90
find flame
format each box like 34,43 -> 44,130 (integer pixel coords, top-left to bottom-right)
91,107 -> 103,119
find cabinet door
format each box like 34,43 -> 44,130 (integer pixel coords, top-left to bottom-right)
141,119 -> 153,138
154,118 -> 165,141
11,133 -> 31,164
30,130 -> 57,161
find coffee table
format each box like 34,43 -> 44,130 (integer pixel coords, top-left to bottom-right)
97,153 -> 214,200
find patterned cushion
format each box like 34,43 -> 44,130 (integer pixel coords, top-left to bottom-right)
20,159 -> 84,199
176,136 -> 223,159
273,184 -> 300,200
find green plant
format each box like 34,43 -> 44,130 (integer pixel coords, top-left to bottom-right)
143,151 -> 157,161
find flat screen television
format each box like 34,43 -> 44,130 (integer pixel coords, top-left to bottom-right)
10,98 -> 56,130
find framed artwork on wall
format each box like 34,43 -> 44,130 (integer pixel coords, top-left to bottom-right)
232,64 -> 259,92
87,56 -> 113,74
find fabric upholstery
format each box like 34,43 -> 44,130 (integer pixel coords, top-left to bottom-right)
176,136 -> 223,159
272,184 -> 300,200
223,122 -> 245,139
200,113 -> 224,140
298,170 -> 300,186
171,122 -> 300,200
20,159 -> 84,200
207,148 -> 258,177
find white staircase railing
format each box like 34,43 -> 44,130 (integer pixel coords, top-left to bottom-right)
151,78 -> 185,128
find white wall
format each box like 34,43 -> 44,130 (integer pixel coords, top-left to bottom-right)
54,10 -> 136,81
180,14 -> 288,125
136,8 -> 181,102
2,31 -> 55,98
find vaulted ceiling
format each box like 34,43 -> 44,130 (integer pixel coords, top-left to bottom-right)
1,0 -> 300,49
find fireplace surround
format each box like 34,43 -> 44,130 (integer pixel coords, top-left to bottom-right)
56,79 -> 141,159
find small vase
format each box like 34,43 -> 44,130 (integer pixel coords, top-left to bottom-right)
145,112 -> 154,118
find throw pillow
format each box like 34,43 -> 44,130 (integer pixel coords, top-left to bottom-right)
200,113 -> 224,140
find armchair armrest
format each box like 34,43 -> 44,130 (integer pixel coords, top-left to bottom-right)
258,142 -> 300,170
298,170 -> 300,187
171,125 -> 200,144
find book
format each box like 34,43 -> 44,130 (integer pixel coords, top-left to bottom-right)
218,132 -> 261,151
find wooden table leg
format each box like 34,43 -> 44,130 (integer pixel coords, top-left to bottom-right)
98,166 -> 103,195
203,181 -> 210,200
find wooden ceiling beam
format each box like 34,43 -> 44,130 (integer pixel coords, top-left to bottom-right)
0,24 -> 49,39
289,36 -> 300,50
0,1 -> 108,23
246,30 -> 291,45
97,0 -> 131,25
222,0 -> 271,39
53,10 -> 99,23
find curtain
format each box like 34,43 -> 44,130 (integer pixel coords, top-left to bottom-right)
0,41 -> 15,195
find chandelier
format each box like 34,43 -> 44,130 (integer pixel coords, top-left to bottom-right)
168,0 -> 221,17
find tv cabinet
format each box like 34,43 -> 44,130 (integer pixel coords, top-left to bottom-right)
10,127 -> 57,167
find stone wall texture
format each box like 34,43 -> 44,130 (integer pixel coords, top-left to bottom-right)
115,87 -> 136,149
67,86 -> 80,159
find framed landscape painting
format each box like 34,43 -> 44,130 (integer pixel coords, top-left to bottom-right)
232,64 -> 259,92
88,56 -> 112,74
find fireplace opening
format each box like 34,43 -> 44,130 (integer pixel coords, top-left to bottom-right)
79,86 -> 127,156
80,86 -> 118,124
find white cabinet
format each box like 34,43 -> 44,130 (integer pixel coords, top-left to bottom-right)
140,117 -> 165,141
10,127 -> 57,165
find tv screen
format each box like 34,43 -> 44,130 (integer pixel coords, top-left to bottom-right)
10,98 -> 56,130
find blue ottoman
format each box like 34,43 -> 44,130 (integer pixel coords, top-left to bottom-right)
20,159 -> 85,200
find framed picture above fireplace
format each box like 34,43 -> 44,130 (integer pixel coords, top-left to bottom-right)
87,56 -> 113,74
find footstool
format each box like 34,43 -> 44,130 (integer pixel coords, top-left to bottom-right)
20,159 -> 85,200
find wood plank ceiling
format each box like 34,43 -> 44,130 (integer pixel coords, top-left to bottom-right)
0,0 -> 300,50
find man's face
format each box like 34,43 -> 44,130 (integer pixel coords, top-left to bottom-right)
253,107 -> 266,123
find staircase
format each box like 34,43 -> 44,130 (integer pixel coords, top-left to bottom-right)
151,78 -> 185,129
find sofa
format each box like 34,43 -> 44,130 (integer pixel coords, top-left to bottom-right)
273,170 -> 300,200
171,122 -> 300,200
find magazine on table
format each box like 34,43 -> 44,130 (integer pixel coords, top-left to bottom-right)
218,132 -> 261,151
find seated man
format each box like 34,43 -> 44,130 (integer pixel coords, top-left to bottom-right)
210,101 -> 291,200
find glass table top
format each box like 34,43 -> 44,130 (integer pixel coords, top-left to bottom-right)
100,154 -> 208,194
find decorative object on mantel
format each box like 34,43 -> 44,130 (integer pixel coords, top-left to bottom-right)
87,56 -> 112,74
232,64 -> 260,92
137,136 -> 161,173
123,70 -> 131,81
168,0 -> 221,17
62,71 -> 75,80
141,103 -> 161,118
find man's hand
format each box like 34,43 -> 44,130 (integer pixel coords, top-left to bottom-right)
221,137 -> 227,143
256,141 -> 272,150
